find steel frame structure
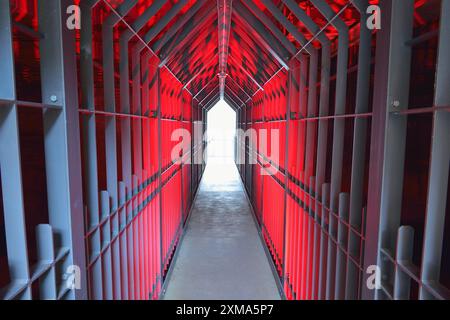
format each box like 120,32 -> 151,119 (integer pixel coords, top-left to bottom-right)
236,0 -> 449,301
0,0 -> 449,301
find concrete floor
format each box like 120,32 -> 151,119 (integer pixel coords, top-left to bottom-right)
163,158 -> 281,300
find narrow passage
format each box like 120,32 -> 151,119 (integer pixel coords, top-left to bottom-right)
163,159 -> 281,300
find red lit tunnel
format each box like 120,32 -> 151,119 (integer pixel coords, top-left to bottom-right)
0,0 -> 449,301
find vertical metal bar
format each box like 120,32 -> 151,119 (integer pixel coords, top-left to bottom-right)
243,0 -> 297,56
132,45 -> 144,119
306,176 -> 316,299
312,179 -> 322,297
375,0 -> 414,300
281,7 -> 332,298
119,30 -> 134,301
36,224 -> 57,300
305,49 -> 318,300
158,6 -> 215,68
305,49 -> 318,184
310,0 -> 349,300
0,0 -> 31,300
118,181 -> 129,300
80,0 -> 98,109
157,68 -> 164,282
325,203 -> 338,299
142,170 -> 149,299
318,183 -> 330,299
180,105 -> 185,227
125,184 -> 134,299
335,193 -> 349,299
282,65 -> 292,290
361,0 -> 393,300
143,0 -> 189,44
136,175 -> 146,290
232,1 -> 290,70
0,0 -> 16,101
142,52 -> 151,117
80,0 -> 102,300
420,0 -> 450,300
38,0 -> 87,300
100,191 -> 113,300
153,0 -> 207,53
102,9 -> 121,299
346,0 -> 371,300
394,226 -> 414,300
130,43 -> 146,300
112,2 -> 165,297
259,0 -> 307,50
103,5 -> 120,210
190,101 -> 195,200
116,15 -> 164,299
104,1 -> 141,301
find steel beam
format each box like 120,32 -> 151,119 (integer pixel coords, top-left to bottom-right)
284,0 -> 341,60
419,0 -> 450,300
118,3 -> 137,299
199,86 -> 220,106
241,0 -> 297,56
182,54 -> 218,89
144,0 -> 189,44
102,0 -> 186,93
230,23 -> 280,76
205,95 -> 221,111
193,76 -> 219,101
346,0 -> 372,300
224,92 -> 242,111
223,95 -> 240,111
80,0 -> 103,300
394,226 -> 414,299
297,53 -> 308,300
180,53 -> 218,89
0,0 -> 31,300
166,37 -> 217,79
310,0 -> 349,300
361,0 -> 393,300
38,0 -> 88,300
350,0 -> 366,12
226,76 -> 253,101
101,0 -> 139,300
233,1 -> 290,70
224,83 -> 245,106
280,6 -> 332,255
259,0 -> 307,48
281,63 -> 293,295
153,0 -> 208,53
158,4 -> 216,67
229,54 -> 264,92
283,0 -> 332,299
375,0 -> 414,300
304,49 -> 319,299
156,68 -> 164,290
224,84 -> 245,106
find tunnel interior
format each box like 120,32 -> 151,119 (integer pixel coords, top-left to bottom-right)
0,0 -> 449,300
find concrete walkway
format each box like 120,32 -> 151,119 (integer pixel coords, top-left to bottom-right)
162,158 -> 281,300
